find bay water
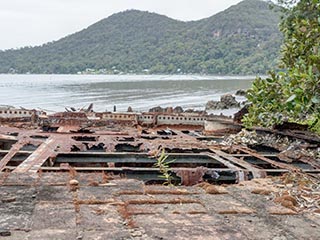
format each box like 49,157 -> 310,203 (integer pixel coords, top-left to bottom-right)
0,74 -> 254,114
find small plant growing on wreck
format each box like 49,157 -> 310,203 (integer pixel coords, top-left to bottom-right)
153,148 -> 175,186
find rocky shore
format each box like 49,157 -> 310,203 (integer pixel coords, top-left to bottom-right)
205,93 -> 242,111
148,106 -> 207,115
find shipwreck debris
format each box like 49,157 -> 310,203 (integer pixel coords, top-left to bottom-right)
0,104 -> 319,187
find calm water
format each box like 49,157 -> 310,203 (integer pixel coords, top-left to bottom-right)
0,74 -> 254,113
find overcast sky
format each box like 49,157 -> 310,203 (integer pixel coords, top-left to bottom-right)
0,0 -> 243,50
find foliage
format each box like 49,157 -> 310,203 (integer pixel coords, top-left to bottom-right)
243,0 -> 320,134
153,149 -> 175,186
0,0 -> 281,75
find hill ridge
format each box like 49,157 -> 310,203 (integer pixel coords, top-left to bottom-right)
0,0 -> 282,75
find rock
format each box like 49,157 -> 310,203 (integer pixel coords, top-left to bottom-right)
205,100 -> 221,110
149,106 -> 165,113
148,105 -> 207,115
185,109 -> 207,115
131,230 -> 143,237
1,196 -> 16,203
69,179 -> 79,191
0,229 -> 11,237
185,108 -> 194,113
206,94 -> 240,110
165,107 -> 173,113
235,89 -> 247,96
127,106 -> 133,112
69,179 -> 79,185
173,106 -> 183,113
149,106 -> 183,113
220,94 -> 240,108
272,236 -> 288,240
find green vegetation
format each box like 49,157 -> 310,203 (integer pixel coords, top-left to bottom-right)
153,149 -> 175,186
243,0 -> 320,134
0,0 -> 281,75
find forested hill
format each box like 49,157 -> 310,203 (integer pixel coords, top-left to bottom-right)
0,0 -> 282,75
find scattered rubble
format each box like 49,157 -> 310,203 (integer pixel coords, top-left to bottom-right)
274,172 -> 320,213
222,129 -> 320,168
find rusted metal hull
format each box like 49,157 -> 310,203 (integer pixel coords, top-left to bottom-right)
1,121 -> 319,185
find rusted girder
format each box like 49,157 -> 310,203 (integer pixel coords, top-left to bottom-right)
233,146 -> 301,172
0,142 -> 25,171
210,149 -> 267,179
13,137 -> 59,174
173,167 -> 208,186
205,152 -> 249,182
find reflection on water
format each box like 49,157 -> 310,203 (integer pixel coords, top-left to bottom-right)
0,74 -> 253,113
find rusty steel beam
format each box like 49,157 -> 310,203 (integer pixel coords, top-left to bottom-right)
0,149 -> 280,159
205,153 -> 239,171
13,137 -> 59,174
4,165 -> 320,174
0,134 -> 18,141
0,141 -> 26,171
173,167 -> 208,186
205,152 -> 249,182
233,146 -> 301,172
0,150 -> 33,154
210,149 -> 267,179
4,166 -> 230,172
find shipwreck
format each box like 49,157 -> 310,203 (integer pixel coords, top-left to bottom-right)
0,104 -> 319,239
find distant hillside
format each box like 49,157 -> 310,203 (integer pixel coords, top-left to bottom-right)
0,0 -> 282,75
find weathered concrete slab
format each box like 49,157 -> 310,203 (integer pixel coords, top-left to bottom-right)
5,229 -> 77,240
0,186 -> 36,231
31,203 -> 76,230
38,172 -> 69,186
81,230 -> 131,240
2,173 -> 38,186
36,185 -> 72,202
78,205 -> 124,231
272,215 -> 320,240
0,173 -> 319,240
133,214 -> 246,239
78,186 -> 117,201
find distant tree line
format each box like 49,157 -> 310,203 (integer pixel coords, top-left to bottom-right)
0,0 -> 282,75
